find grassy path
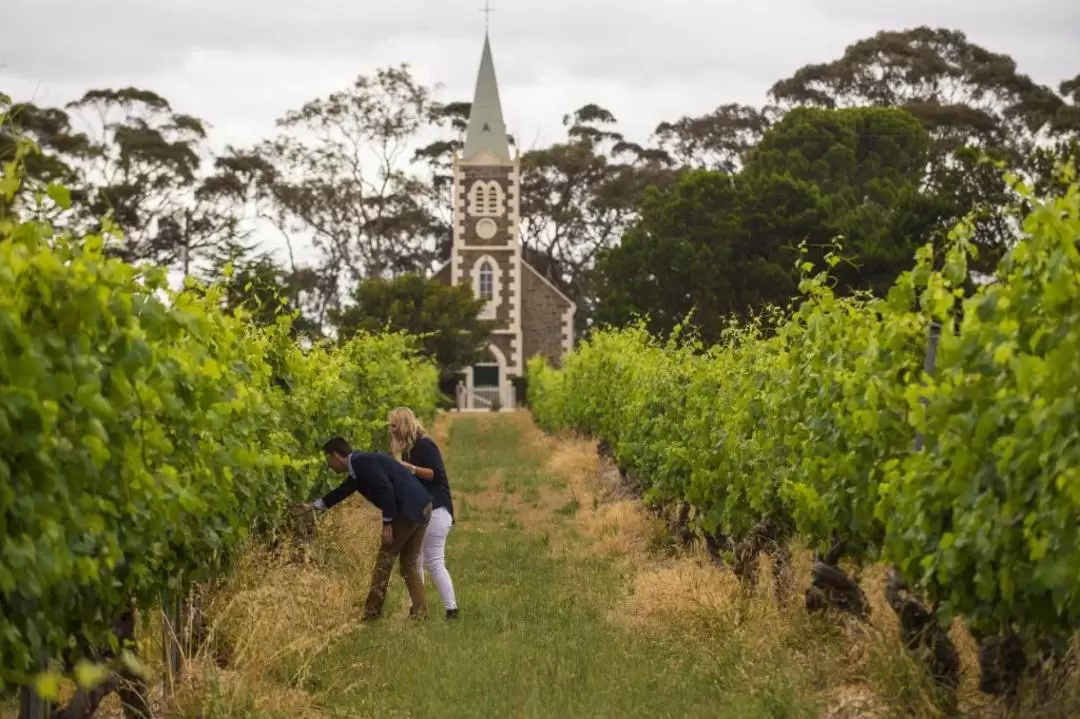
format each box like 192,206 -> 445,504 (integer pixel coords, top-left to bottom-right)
275,413 -> 830,719
0,413 -> 1058,718
1,413 -> 892,719
126,411 -> 932,719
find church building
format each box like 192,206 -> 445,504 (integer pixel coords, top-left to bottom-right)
432,32 -> 576,410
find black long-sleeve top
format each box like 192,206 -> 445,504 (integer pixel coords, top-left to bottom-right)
404,436 -> 454,521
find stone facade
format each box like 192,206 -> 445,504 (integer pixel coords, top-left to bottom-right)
432,263 -> 452,285
521,263 -> 572,368
487,333 -> 515,370
435,31 -> 575,408
456,249 -> 515,325
457,166 -> 518,248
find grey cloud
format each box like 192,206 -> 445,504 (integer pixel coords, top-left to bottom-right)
2,0 -> 1076,161
4,0 -> 428,78
810,0 -> 1080,43
8,0 -> 1073,87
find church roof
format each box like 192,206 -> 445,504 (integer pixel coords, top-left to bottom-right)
463,33 -> 512,163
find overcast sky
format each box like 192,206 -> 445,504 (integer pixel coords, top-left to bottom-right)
3,0 -> 1077,155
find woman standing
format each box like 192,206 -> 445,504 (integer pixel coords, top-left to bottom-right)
389,407 -> 459,620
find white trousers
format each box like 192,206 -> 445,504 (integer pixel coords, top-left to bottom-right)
412,507 -> 457,611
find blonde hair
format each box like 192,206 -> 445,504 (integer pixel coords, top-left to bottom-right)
388,407 -> 425,457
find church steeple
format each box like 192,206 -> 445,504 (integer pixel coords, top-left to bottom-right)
463,33 -> 511,163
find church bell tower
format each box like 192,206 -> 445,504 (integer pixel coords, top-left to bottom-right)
450,31 -> 523,406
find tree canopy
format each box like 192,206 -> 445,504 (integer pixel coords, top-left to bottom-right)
3,25 -> 1076,348
331,275 -> 494,381
594,106 -> 941,340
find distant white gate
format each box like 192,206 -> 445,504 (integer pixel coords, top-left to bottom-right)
456,381 -> 515,411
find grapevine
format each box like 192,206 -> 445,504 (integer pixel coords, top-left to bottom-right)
531,172 -> 1080,699
0,145 -> 439,697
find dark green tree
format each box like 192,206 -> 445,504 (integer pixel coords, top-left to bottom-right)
197,238 -> 321,338
65,88 -> 233,268
652,103 -> 771,173
0,96 -> 93,218
595,107 -> 941,340
744,106 -> 934,295
593,170 -> 814,343
768,27 -> 1063,158
331,274 -> 493,380
519,104 -> 676,327
768,27 -> 1070,269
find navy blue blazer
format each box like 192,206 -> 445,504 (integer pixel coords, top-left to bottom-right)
318,451 -> 432,525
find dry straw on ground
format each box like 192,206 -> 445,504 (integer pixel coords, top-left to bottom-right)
535,424 -> 1080,718
535,428 -> 957,718
128,498 -> 384,718
47,413 -> 1074,719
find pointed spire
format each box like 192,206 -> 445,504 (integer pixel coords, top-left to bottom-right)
463,33 -> 511,163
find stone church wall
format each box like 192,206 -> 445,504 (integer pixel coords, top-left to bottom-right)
457,249 -> 515,325
521,263 -> 571,368
432,263 -> 452,285
487,333 -> 515,373
457,166 -> 517,248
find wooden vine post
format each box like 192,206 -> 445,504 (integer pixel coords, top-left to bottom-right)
161,586 -> 186,694
912,320 -> 941,453
885,320 -> 961,706
17,674 -> 53,719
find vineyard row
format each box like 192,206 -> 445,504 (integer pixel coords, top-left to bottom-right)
528,177 -> 1080,705
0,157 -> 440,709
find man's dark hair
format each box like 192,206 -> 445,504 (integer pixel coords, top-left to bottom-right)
322,436 -> 352,456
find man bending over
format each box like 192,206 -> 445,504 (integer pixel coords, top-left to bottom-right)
310,436 -> 433,620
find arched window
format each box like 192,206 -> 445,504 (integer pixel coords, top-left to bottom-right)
478,261 -> 494,301
467,180 -> 506,217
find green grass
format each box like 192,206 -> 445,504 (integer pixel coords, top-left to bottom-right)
293,414 -> 824,719
0,413 -> 913,719
9,413 -> 1079,719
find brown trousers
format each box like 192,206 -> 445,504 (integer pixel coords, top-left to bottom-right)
364,504 -> 431,620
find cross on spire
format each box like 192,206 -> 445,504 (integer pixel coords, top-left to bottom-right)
478,0 -> 494,31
